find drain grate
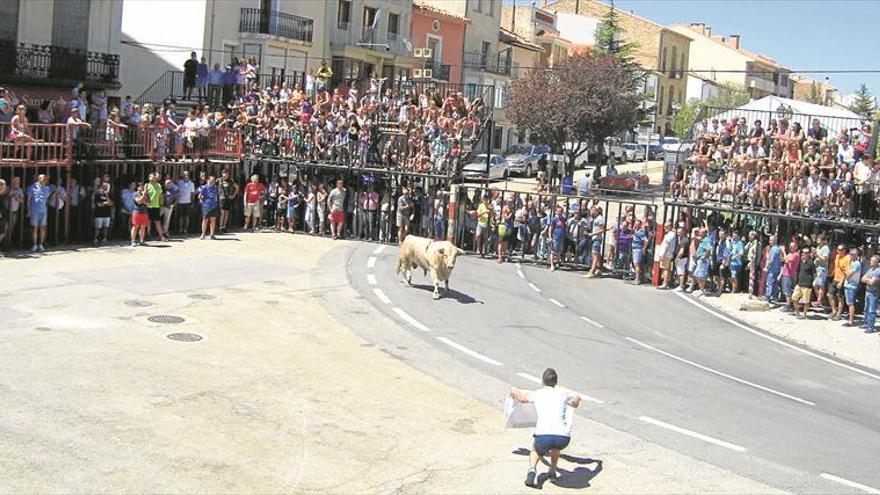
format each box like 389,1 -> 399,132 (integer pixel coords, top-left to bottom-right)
187,294 -> 217,300
125,300 -> 155,308
35,326 -> 52,332
263,280 -> 283,285
148,315 -> 185,324
166,332 -> 203,342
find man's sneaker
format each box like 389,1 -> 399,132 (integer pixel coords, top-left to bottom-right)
692,290 -> 704,298
524,469 -> 538,488
865,328 -> 877,334
130,241 -> 137,247
31,245 -> 39,252
200,235 -> 206,240
37,245 -> 44,252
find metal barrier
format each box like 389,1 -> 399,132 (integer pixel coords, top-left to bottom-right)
701,106 -> 864,137
0,123 -> 72,166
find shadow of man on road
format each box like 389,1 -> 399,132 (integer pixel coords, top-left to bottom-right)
512,448 -> 604,489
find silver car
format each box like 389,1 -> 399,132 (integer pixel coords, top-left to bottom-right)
461,154 -> 507,180
503,144 -> 551,177
623,143 -> 646,162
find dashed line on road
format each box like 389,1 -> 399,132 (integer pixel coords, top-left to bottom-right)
367,256 -> 377,268
373,245 -> 386,255
626,337 -> 816,407
820,473 -> 880,494
372,288 -> 391,305
548,298 -> 566,308
527,282 -> 542,293
516,263 -> 525,279
516,372 -> 604,404
437,336 -> 503,366
580,316 -> 605,328
674,291 -> 880,382
366,274 -> 377,285
391,307 -> 431,332
638,416 -> 747,453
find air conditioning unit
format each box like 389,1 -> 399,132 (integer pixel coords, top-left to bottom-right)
423,68 -> 433,79
422,48 -> 433,59
414,48 -> 424,58
413,68 -> 424,79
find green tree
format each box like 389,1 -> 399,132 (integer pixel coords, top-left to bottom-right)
707,82 -> 749,109
807,82 -> 824,105
849,84 -> 877,119
670,99 -> 701,138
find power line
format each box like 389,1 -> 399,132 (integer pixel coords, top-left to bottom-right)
120,41 -> 880,75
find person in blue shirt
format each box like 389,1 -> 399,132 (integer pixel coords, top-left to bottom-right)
841,247 -> 862,327
26,173 -> 53,253
692,231 -> 712,296
728,231 -> 745,293
546,206 -> 567,271
860,255 -> 880,333
198,176 -> 220,240
764,235 -> 783,302
631,219 -> 648,285
714,229 -> 730,292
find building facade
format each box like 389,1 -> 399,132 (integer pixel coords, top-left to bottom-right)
410,1 -> 470,84
791,74 -> 839,107
1,0 -> 122,111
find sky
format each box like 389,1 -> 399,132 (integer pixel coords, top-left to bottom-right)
513,0 -> 878,98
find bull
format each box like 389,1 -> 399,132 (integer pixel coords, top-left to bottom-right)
396,235 -> 465,299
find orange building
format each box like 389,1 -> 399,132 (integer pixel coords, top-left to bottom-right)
411,1 -> 471,84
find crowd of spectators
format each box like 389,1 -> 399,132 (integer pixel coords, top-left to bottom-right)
669,117 -> 877,223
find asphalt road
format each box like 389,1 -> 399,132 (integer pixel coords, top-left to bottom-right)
342,241 -> 880,494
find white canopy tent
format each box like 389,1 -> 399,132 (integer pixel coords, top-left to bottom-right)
709,95 -> 864,135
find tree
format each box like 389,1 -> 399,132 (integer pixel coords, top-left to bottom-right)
709,81 -> 749,109
808,81 -> 824,105
849,84 -> 877,119
670,99 -> 701,138
507,52 -> 642,176
669,82 -> 750,138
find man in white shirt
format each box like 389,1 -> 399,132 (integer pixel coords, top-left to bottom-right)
509,368 -> 581,487
175,171 -> 196,234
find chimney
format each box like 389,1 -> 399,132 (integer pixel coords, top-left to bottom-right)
689,23 -> 706,36
725,34 -> 741,49
711,35 -> 724,44
705,26 -> 712,37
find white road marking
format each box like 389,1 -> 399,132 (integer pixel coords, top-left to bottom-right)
674,291 -> 880,382
580,316 -> 605,328
548,298 -> 565,308
820,473 -> 880,494
367,256 -> 377,268
639,416 -> 747,453
437,337 -> 502,366
373,245 -> 386,255
391,307 -> 431,332
516,373 -> 604,403
516,263 -> 525,279
366,274 -> 377,285
372,288 -> 391,305
626,337 -> 816,407
528,282 -> 542,293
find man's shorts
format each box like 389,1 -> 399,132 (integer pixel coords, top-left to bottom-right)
591,238 -> 601,254
792,285 -> 812,303
720,265 -> 731,278
660,256 -> 672,270
244,202 -> 261,218
694,259 -> 709,279
476,224 -> 488,237
828,280 -> 842,297
845,287 -> 857,306
781,276 -> 795,297
202,207 -> 219,219
94,217 -> 110,229
675,257 -> 688,276
709,261 -> 720,277
551,238 -> 564,255
330,210 -> 344,224
730,266 -> 741,280
29,209 -> 47,228
148,207 -> 161,222
632,249 -> 643,266
813,268 -> 828,288
221,199 -> 233,211
533,435 -> 570,456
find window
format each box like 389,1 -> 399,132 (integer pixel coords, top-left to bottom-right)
0,0 -> 19,41
494,81 -> 507,108
667,86 -> 674,115
493,126 -> 503,150
337,0 -> 351,29
679,53 -> 686,73
660,47 -> 666,74
363,7 -> 377,28
671,46 -> 678,77
658,85 -> 664,116
387,12 -> 399,40
52,0 -> 90,51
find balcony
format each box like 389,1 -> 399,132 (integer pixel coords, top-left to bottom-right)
463,50 -> 511,76
0,41 -> 119,87
239,8 -> 314,44
748,76 -> 776,94
330,24 -> 408,57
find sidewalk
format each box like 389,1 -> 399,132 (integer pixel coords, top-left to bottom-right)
0,233 -> 781,493
698,292 -> 880,372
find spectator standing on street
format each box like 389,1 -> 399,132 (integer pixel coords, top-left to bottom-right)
92,181 -> 112,244
674,226 -> 689,291
26,174 -> 52,253
198,176 -> 219,240
474,194 -> 491,256
175,171 -> 196,235
144,173 -> 169,242
243,174 -> 266,231
130,185 -> 149,247
764,235 -> 782,303
631,219 -> 648,284
657,222 -> 676,289
585,207 -> 605,279
843,247 -> 862,328
183,52 -> 198,100
781,242 -> 800,310
812,234 -> 830,309
745,231 -> 762,299
508,368 -> 581,488
160,179 -> 177,235
861,256 -> 880,333
728,231 -> 744,294
217,169 -> 239,233
328,179 -> 346,240
547,206 -> 566,271
828,244 -> 849,321
793,247 -> 815,319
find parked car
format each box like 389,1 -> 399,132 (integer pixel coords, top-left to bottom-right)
623,143 -> 646,162
461,154 -> 507,180
503,144 -> 551,177
660,137 -> 683,155
647,143 -> 665,160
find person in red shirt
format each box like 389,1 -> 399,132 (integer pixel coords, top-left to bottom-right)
243,174 -> 266,231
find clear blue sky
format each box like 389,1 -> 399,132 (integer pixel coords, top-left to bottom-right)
513,0 -> 879,97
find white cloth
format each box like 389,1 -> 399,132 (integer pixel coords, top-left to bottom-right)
504,395 -> 538,429
527,387 -> 575,437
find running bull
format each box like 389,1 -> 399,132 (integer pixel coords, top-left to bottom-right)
396,235 -> 465,299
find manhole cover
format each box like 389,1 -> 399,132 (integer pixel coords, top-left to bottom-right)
264,280 -> 283,285
35,326 -> 52,332
148,315 -> 185,324
125,300 -> 155,308
166,332 -> 203,342
187,294 -> 217,300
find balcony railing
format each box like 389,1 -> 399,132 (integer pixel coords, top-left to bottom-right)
239,7 -> 314,44
0,41 -> 119,86
463,50 -> 511,76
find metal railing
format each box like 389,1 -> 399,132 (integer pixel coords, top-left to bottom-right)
463,50 -> 511,76
135,70 -> 307,106
239,7 -> 314,44
0,123 -> 72,167
0,40 -> 119,86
